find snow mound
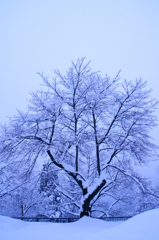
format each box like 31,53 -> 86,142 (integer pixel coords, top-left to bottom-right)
100,208 -> 159,240
0,215 -> 28,230
0,209 -> 159,240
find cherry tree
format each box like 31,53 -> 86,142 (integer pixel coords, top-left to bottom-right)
0,58 -> 158,217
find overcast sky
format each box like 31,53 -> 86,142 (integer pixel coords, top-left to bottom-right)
0,0 -> 159,178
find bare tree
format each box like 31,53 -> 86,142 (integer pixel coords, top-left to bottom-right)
0,168 -> 41,218
0,58 -> 158,217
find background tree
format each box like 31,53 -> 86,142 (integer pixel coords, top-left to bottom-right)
0,168 -> 41,218
39,162 -> 80,217
0,58 -> 158,218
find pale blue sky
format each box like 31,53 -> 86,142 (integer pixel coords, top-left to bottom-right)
0,0 -> 159,177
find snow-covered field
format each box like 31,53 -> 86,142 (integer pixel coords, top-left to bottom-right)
0,209 -> 159,240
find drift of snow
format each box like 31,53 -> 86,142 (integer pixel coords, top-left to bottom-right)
0,209 -> 159,240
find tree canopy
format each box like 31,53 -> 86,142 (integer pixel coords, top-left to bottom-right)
0,58 -> 158,217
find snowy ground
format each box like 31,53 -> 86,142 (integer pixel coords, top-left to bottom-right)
0,209 -> 159,240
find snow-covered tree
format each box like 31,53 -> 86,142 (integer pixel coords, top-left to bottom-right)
39,162 -> 64,218
0,58 -> 158,217
0,161 -> 41,218
98,175 -> 159,218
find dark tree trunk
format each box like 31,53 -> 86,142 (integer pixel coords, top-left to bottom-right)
92,112 -> 101,176
21,204 -> 24,220
80,179 -> 106,218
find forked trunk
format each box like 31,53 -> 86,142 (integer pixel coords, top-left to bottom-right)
80,179 -> 106,218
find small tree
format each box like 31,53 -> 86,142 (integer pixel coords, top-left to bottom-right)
0,58 -> 158,217
39,162 -> 64,218
0,173 -> 41,218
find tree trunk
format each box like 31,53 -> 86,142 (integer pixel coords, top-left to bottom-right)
80,179 -> 106,218
21,204 -> 24,220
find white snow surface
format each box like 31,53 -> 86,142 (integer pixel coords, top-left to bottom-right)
0,209 -> 159,240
